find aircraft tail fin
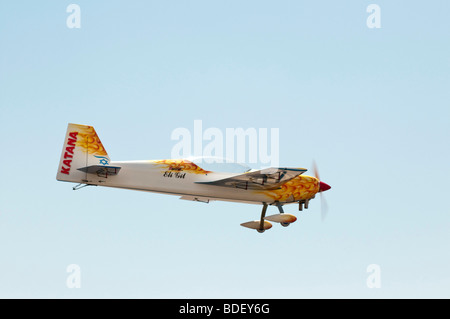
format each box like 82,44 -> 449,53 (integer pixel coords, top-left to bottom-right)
56,123 -> 112,183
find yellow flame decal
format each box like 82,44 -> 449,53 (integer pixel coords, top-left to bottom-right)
151,159 -> 211,174
73,125 -> 108,156
260,175 -> 320,202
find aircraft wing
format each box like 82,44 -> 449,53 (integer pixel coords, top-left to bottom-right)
195,167 -> 307,190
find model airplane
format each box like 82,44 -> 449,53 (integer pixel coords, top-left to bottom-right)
57,123 -> 331,233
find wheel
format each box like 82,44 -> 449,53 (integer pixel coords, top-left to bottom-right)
257,229 -> 265,233
280,222 -> 290,227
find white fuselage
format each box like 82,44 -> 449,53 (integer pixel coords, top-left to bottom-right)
88,161 -> 283,205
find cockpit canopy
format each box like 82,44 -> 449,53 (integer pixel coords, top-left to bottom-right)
188,156 -> 251,174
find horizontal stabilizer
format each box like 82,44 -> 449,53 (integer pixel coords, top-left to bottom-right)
196,167 -> 306,190
77,165 -> 121,177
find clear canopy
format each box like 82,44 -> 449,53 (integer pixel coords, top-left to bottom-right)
188,156 -> 251,174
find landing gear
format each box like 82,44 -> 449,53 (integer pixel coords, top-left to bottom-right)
276,202 -> 290,227
276,202 -> 285,214
240,202 -> 298,233
240,203 -> 273,232
258,203 -> 268,233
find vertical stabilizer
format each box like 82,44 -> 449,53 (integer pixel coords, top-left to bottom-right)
56,123 -> 111,183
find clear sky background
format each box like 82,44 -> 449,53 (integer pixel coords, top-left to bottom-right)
0,1 -> 449,298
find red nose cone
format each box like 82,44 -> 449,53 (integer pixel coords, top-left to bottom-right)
319,181 -> 331,192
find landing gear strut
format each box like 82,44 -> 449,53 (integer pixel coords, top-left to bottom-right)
257,203 -> 268,233
275,202 -> 290,227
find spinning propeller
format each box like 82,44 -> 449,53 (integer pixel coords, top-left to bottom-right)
312,161 -> 331,221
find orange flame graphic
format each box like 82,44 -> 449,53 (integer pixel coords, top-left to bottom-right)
151,159 -> 211,174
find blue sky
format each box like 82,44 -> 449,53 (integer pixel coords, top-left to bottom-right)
0,1 -> 449,298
